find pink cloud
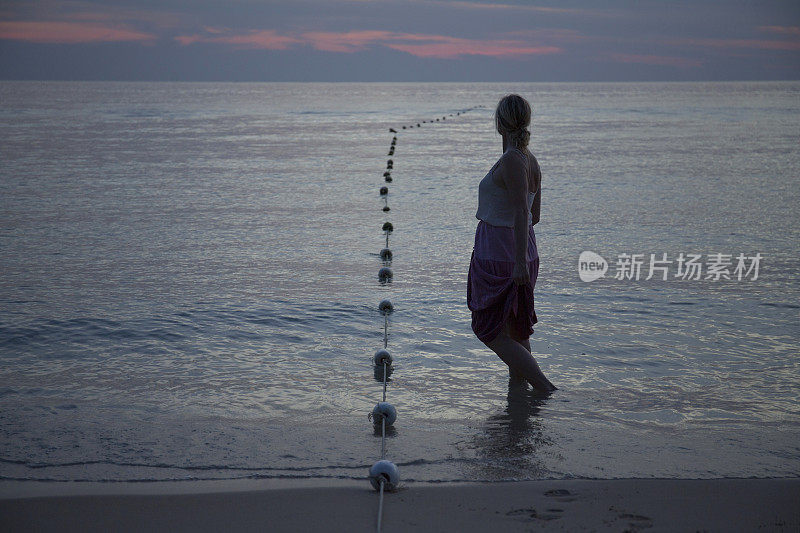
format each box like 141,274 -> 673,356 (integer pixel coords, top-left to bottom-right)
757,26 -> 800,36
304,31 -> 561,58
426,1 -> 617,17
503,28 -> 587,44
608,53 -> 703,68
175,29 -> 300,49
301,30 -> 397,53
177,28 -> 562,58
0,21 -> 155,43
432,1 -> 582,14
669,37 -> 800,51
60,9 -> 185,31
385,40 -> 561,58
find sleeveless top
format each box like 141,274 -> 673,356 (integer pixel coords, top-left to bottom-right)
475,147 -> 538,227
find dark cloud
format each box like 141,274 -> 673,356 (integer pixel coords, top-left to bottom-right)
0,0 -> 798,80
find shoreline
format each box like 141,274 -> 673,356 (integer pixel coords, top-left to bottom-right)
2,477 -> 798,532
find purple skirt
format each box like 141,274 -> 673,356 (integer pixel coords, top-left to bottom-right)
467,220 -> 539,344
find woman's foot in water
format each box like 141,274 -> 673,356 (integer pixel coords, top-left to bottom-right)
508,368 -> 527,387
509,368 -> 558,394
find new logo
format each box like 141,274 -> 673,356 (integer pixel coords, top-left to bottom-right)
578,251 -> 608,282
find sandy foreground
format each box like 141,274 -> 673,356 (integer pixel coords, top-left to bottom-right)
1,477 -> 798,532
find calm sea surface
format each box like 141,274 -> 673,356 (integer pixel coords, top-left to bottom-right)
1,81 -> 798,483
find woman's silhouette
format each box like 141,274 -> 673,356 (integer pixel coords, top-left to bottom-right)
467,94 -> 557,393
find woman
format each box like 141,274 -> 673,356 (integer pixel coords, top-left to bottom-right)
467,94 -> 558,393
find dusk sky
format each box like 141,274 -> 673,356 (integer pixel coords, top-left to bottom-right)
1,0 -> 799,81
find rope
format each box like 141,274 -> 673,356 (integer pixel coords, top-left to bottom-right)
382,362 -> 388,403
375,377 -> 388,532
381,416 -> 386,459
376,373 -> 388,532
372,106 -> 481,533
376,128 -> 393,533
377,478 -> 386,533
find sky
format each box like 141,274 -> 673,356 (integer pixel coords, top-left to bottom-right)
0,0 -> 799,81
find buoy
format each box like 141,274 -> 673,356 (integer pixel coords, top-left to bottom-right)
389,128 -> 397,133
382,206 -> 390,212
379,186 -> 388,195
436,118 -> 439,121
385,176 -> 392,182
378,267 -> 393,281
378,299 -> 393,313
370,402 -> 397,426
387,159 -> 393,165
383,171 -> 391,177
369,460 -> 399,491
379,248 -> 392,260
374,364 -> 393,381
382,222 -> 393,232
373,348 -> 393,366
402,126 -> 406,129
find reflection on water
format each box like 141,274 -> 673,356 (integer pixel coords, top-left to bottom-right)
0,81 -> 798,482
469,384 -> 555,480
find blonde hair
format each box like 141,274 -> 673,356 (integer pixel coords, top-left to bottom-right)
494,94 -> 531,149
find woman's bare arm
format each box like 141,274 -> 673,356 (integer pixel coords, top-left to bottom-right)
497,150 -> 529,284
531,167 -> 541,226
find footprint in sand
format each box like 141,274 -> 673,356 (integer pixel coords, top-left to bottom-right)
506,508 -> 564,521
617,512 -> 654,531
544,488 -> 577,502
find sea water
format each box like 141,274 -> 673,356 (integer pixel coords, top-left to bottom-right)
1,81 -> 798,483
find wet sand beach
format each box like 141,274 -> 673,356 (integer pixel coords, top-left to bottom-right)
2,477 -> 798,532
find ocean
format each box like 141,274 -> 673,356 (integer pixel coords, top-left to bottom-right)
1,81 -> 798,483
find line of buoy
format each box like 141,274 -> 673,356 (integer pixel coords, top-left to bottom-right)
369,106 -> 481,532
390,105 -> 484,132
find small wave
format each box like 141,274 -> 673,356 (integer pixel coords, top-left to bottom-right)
0,316 -> 190,349
759,302 -> 800,309
0,473 -> 367,483
293,110 -> 378,116
0,456 -> 466,473
0,457 -> 366,472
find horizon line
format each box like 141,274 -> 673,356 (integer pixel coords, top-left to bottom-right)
2,78 -> 799,83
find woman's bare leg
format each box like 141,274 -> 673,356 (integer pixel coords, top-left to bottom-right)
486,322 -> 557,392
508,367 -> 526,384
519,337 -> 531,353
508,336 -> 531,383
